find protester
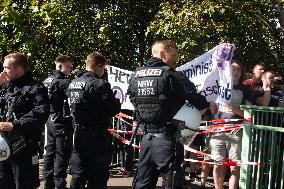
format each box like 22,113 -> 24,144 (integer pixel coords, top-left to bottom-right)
67,52 -> 121,188
0,52 -> 50,189
243,62 -> 265,92
210,59 -> 253,189
127,40 -> 208,189
43,55 -> 74,189
242,62 -> 275,107
256,71 -> 284,107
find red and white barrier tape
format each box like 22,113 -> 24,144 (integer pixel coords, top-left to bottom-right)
115,115 -> 137,129
108,128 -> 142,135
110,127 -> 260,166
116,113 -> 252,125
201,118 -> 252,125
110,131 -> 141,149
185,145 -> 232,162
185,158 -> 260,166
199,123 -> 243,130
115,112 -> 133,120
197,124 -> 244,134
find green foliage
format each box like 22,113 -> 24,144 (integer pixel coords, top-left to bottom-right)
0,0 -> 163,79
0,0 -> 283,80
147,0 -> 284,73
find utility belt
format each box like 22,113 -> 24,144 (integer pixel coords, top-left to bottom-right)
141,121 -> 174,133
141,121 -> 176,141
74,123 -> 108,137
144,132 -> 175,141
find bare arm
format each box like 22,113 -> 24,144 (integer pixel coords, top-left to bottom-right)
256,76 -> 272,106
218,101 -> 251,118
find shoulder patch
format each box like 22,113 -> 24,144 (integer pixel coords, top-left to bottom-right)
69,82 -> 86,89
135,68 -> 163,78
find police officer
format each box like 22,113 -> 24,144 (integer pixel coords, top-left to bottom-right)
127,40 -> 208,189
0,52 -> 50,189
43,55 -> 74,189
0,161 -> 15,188
67,52 -> 121,188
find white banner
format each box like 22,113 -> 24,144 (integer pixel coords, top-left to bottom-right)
107,65 -> 134,110
176,43 -> 235,104
108,43 -> 235,110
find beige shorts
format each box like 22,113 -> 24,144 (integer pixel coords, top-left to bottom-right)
210,131 -> 242,161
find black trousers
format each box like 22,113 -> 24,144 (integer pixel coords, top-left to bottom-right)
132,133 -> 184,189
9,143 -> 40,189
70,128 -> 112,189
0,161 -> 16,189
44,121 -> 73,188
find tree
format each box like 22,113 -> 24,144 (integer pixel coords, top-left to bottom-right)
0,0 -> 164,79
147,0 -> 284,73
1,0 -> 283,79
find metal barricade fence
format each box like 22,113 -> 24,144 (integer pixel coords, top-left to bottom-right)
110,117 -> 142,167
43,117 -> 141,168
240,105 -> 284,189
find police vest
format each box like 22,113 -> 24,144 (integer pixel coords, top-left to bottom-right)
68,75 -> 97,124
133,66 -> 172,124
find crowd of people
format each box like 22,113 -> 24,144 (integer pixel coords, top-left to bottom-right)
183,60 -> 284,189
0,39 -> 283,189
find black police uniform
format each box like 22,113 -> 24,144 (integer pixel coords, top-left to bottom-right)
127,57 -> 208,189
43,70 -> 73,189
67,71 -> 121,189
0,72 -> 50,189
0,161 -> 15,189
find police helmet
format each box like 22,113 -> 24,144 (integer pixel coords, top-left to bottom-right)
173,102 -> 201,131
0,133 -> 11,161
173,102 -> 201,145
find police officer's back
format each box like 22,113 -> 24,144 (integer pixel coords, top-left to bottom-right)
67,52 -> 121,189
43,55 -> 74,189
0,52 -> 49,189
127,40 -> 208,189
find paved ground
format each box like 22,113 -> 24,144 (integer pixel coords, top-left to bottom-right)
38,159 -> 227,189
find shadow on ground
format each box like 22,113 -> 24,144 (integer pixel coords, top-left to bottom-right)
39,160 -> 228,189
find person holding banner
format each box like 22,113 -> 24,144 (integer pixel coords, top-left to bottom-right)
43,55 -> 74,189
67,52 -> 121,189
127,40 -> 208,189
210,59 -> 253,189
0,52 -> 50,189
